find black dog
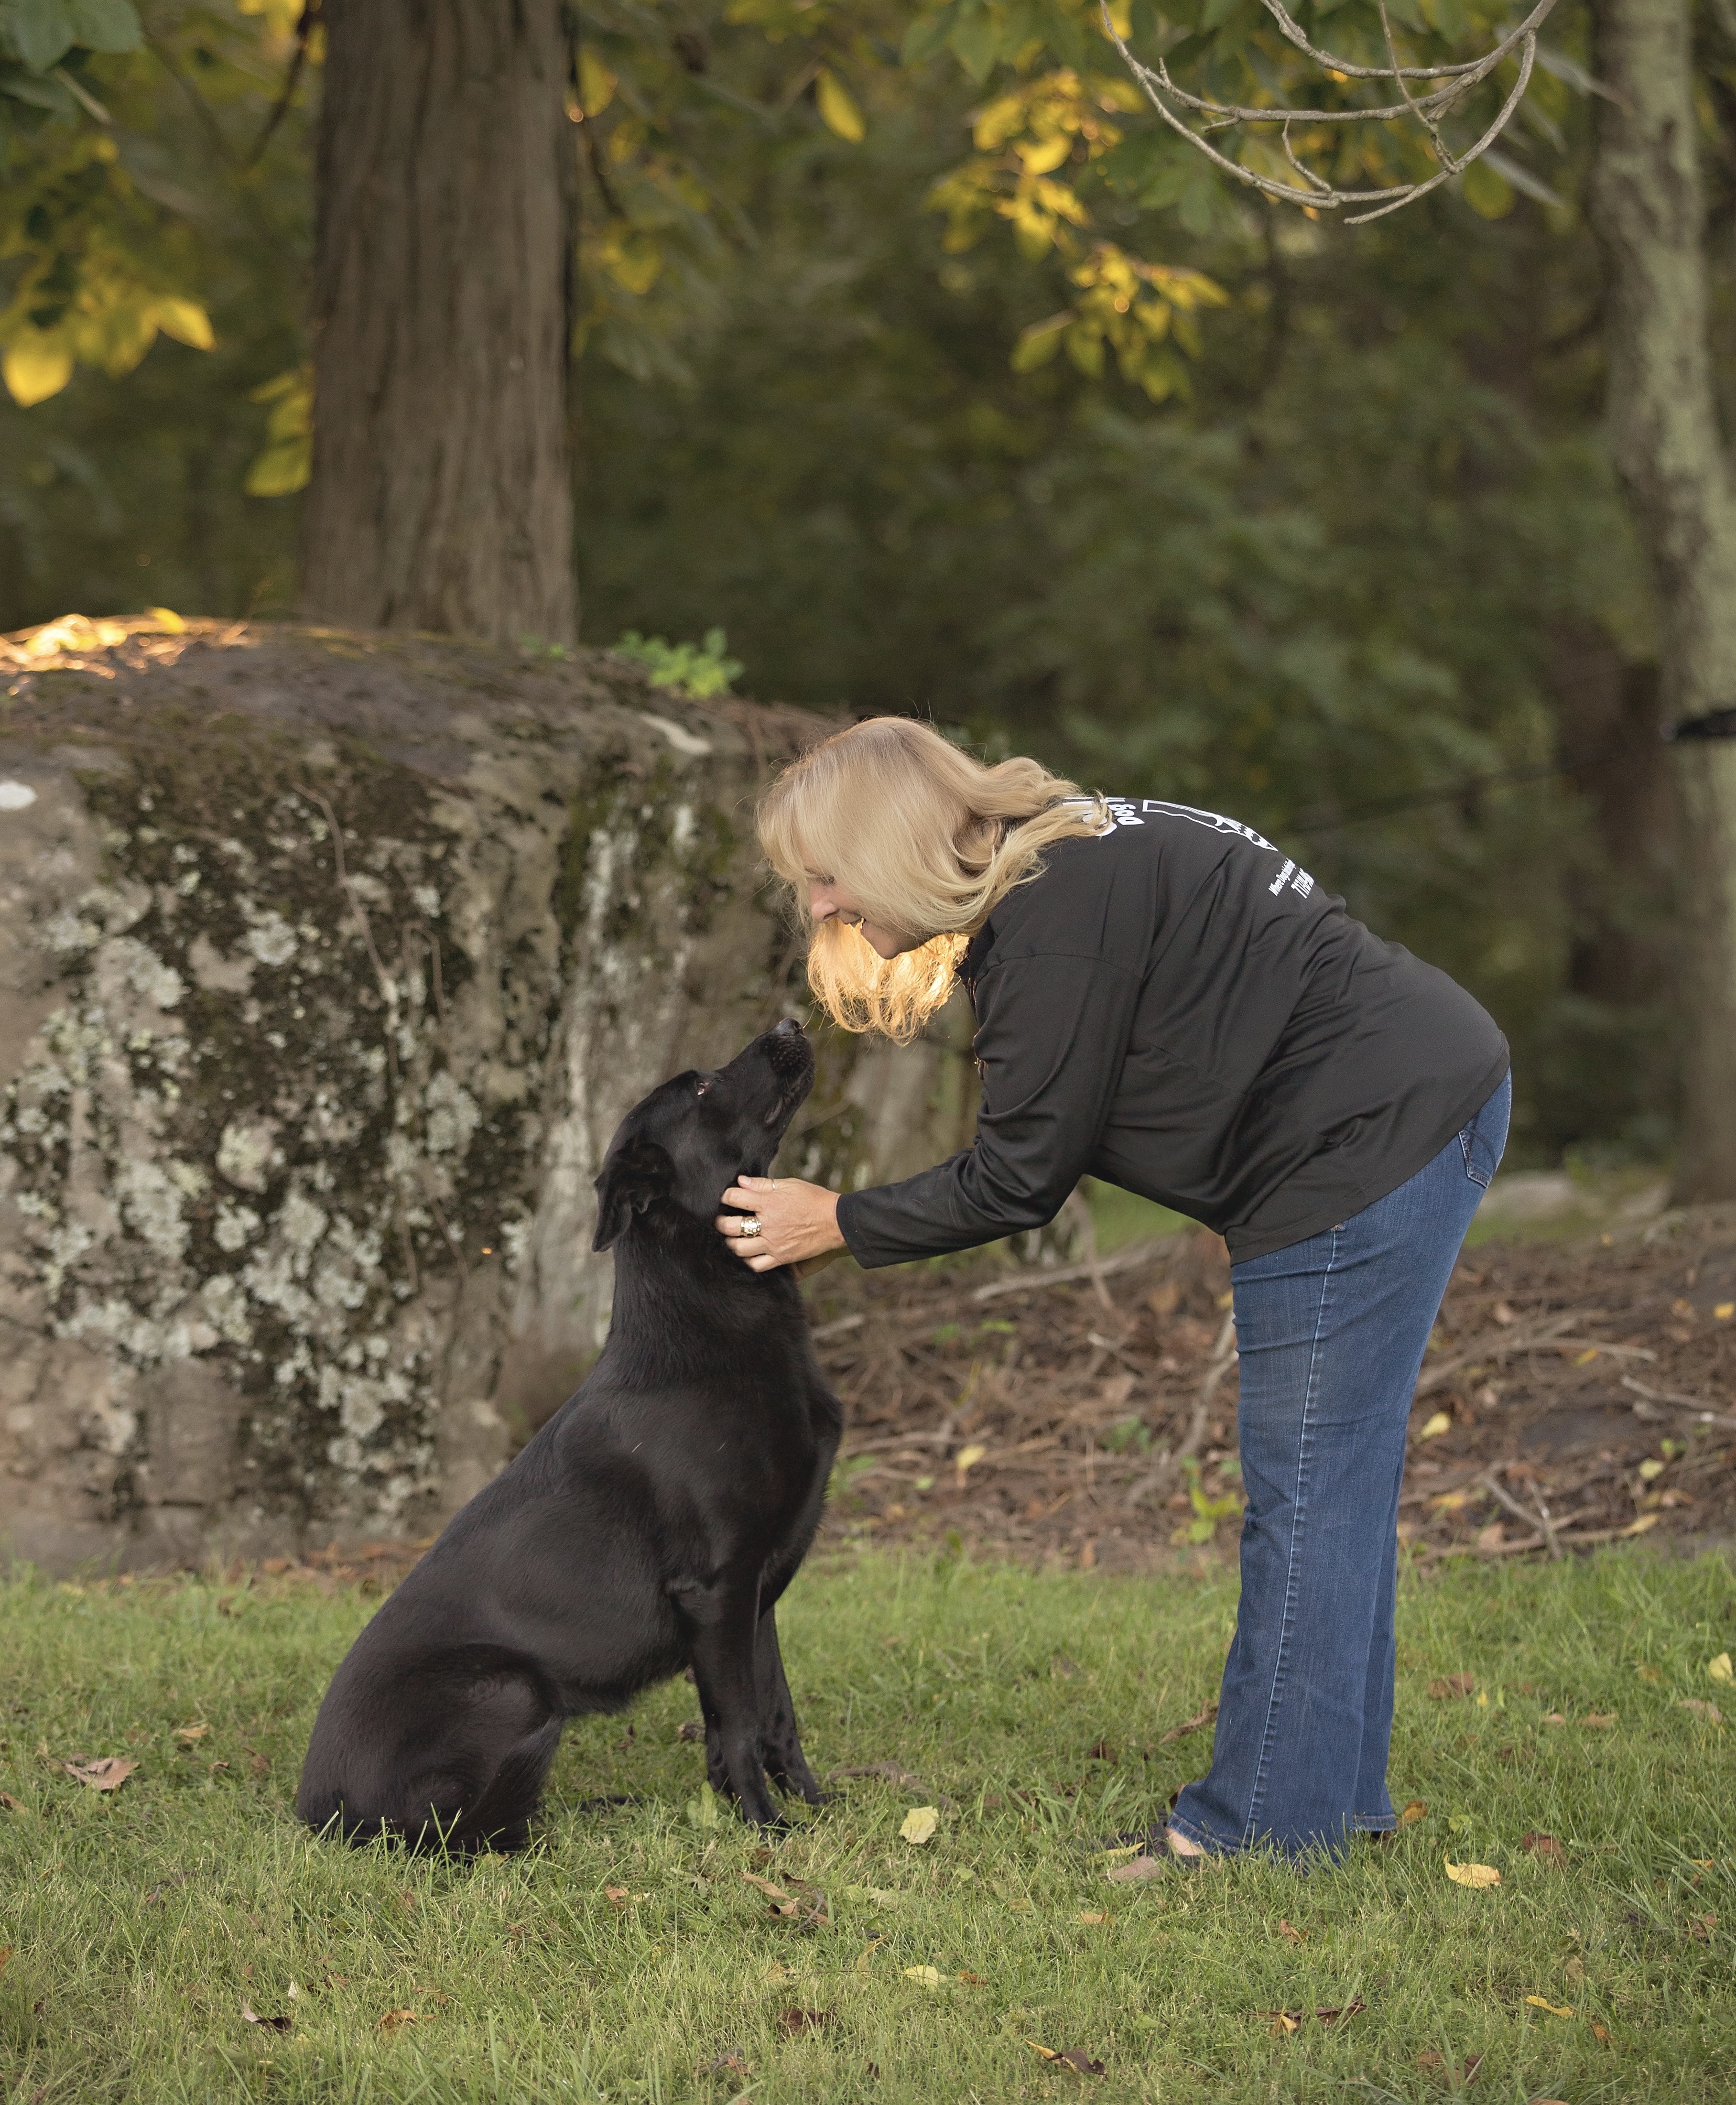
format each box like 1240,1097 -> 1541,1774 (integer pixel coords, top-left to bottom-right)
295,1018 -> 841,1849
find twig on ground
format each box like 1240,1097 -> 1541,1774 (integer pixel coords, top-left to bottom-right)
1621,1375 -> 1736,1430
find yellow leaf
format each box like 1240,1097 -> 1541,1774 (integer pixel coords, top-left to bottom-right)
1708,1652 -> 1734,1686
1622,1513 -> 1661,1537
3,340 -> 74,408
899,1805 -> 939,1845
1638,1458 -> 1665,1481
1401,1799 -> 1428,1824
815,69 -> 865,143
955,1442 -> 987,1480
903,1965 -> 943,1987
155,298 -> 214,351
1713,1302 -> 1733,1320
578,47 -> 615,117
1525,1995 -> 1573,2016
1418,1411 -> 1452,1440
172,1722 -> 210,1742
1444,1857 -> 1501,1889
1573,1347 -> 1599,1366
147,607 -> 187,634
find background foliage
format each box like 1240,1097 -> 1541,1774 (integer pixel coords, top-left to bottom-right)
0,0 -> 1689,1167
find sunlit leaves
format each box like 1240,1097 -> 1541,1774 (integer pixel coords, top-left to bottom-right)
815,66 -> 866,138
0,0 -> 140,76
244,363 -> 310,496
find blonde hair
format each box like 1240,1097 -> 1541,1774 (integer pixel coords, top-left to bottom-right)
757,718 -> 1104,1043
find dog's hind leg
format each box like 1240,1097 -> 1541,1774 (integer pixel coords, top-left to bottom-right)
755,1606 -> 824,1806
680,1579 -> 780,1827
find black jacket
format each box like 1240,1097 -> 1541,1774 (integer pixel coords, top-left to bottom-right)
836,797 -> 1509,1268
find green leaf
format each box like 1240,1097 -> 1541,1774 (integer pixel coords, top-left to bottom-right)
3,1 -> 80,73
0,57 -> 75,108
1460,158 -> 1514,219
900,3 -> 960,67
948,2 -> 1001,84
66,0 -> 138,52
1199,0 -> 1245,33
1010,311 -> 1070,371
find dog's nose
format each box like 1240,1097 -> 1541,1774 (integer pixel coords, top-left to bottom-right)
773,1017 -> 805,1038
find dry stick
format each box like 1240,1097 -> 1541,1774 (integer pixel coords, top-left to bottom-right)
1478,1468 -> 1560,1561
1620,1375 -> 1736,1432
971,1234 -> 1179,1304
1124,1311 -> 1237,1510
1412,1311 -> 1585,1395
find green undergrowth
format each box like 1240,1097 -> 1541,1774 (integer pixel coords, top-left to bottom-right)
2,1548 -> 1732,2103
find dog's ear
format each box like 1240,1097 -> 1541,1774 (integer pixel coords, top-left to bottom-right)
592,1135 -> 675,1251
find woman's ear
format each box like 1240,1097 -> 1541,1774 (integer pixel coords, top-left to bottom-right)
592,1136 -> 675,1251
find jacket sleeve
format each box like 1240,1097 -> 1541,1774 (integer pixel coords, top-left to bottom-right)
834,951 -> 1141,1268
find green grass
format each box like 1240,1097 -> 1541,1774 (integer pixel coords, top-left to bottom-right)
2,1548 -> 1733,2103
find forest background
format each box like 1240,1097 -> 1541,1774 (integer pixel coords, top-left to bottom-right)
0,0 -> 1712,1176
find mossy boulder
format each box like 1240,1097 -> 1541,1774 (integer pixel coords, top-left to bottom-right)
0,618 -> 972,1572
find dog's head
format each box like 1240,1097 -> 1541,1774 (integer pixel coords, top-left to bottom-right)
592,1018 -> 817,1252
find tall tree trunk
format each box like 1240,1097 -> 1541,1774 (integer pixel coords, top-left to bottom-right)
1590,0 -> 1736,1198
301,0 -> 577,645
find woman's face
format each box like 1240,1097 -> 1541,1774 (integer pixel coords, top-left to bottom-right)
806,876 -> 917,961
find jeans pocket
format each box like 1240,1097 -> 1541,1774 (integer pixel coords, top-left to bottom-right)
1459,1079 -> 1510,1190
1460,1125 -> 1497,1189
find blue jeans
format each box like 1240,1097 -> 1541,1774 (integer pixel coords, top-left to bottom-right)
1168,1072 -> 1511,1863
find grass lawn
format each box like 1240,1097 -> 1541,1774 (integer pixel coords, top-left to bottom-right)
2,1546 -> 1732,2104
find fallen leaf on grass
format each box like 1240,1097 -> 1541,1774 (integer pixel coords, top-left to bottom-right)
1416,2050 -> 1482,2081
173,1723 -> 210,1743
62,1758 -> 135,1793
1418,1411 -> 1453,1440
1087,1738 -> 1116,1762
1401,1799 -> 1428,1824
1104,1855 -> 1165,1883
954,1442 -> 987,1482
1686,1912 -> 1717,1941
1591,2024 -> 1611,2044
1707,1652 -> 1733,1687
241,2000 -> 291,2032
377,2009 -> 418,2032
1260,2001 -> 1365,2035
1155,1699 -> 1218,1746
1521,1832 -> 1565,1864
1075,1910 -> 1109,1925
1428,1674 -> 1475,1700
899,1806 -> 939,1846
1525,1995 -> 1572,2017
1679,1699 -> 1723,1724
1622,1514 -> 1661,1537
1445,1858 -> 1501,1889
1027,2042 -> 1105,2075
777,2007 -> 831,2035
957,1971 -> 989,1985
741,1871 -> 791,1904
698,2052 -> 754,2079
903,1966 -> 944,1988
0,1948 -> 10,1973
1277,1919 -> 1306,1944
677,1720 -> 703,1742
0,1794 -> 21,1813
1542,1712 -> 1567,1726
1582,1711 -> 1618,1728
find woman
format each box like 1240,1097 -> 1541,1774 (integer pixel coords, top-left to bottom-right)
715,718 -> 1509,1862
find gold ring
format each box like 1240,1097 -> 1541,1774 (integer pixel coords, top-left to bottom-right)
739,1217 -> 763,1238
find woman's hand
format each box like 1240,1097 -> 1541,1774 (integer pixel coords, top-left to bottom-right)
715,1175 -> 845,1275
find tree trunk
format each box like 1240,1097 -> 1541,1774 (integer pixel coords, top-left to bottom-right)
1590,0 -> 1736,1198
300,0 -> 577,645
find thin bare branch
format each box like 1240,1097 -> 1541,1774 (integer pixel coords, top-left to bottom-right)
1099,0 -> 1561,222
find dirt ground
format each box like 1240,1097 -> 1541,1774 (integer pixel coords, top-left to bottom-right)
801,1203 -> 1736,1574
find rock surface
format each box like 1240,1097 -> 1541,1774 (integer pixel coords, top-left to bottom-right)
0,617 -> 975,1570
